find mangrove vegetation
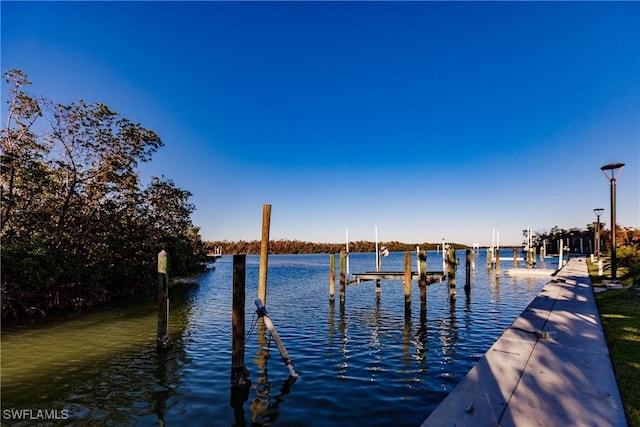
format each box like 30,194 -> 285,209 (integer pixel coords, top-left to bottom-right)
1,70 -> 206,320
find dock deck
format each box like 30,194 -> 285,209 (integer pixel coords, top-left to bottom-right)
351,271 -> 445,284
421,258 -> 626,426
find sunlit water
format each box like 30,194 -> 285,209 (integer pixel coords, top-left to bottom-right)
1,250 -> 557,426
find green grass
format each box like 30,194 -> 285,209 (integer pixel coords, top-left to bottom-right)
591,259 -> 640,427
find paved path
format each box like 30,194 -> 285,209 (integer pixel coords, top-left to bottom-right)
422,258 -> 627,427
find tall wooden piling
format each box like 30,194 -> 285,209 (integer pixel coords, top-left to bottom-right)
339,250 -> 346,304
447,246 -> 456,303
495,248 -> 500,270
231,254 -> 250,388
513,249 -> 518,268
157,250 -> 171,350
329,253 -> 336,300
258,204 -> 271,305
465,249 -> 471,292
404,251 -> 412,314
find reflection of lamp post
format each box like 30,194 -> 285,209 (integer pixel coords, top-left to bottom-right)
593,208 -> 604,259
600,163 -> 625,280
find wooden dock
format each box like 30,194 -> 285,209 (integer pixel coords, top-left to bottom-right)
421,258 -> 626,427
351,271 -> 445,284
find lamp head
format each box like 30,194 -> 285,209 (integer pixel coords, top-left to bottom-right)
593,208 -> 604,217
601,162 -> 625,180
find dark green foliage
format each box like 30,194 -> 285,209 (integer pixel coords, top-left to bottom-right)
1,70 -> 205,320
205,239 -> 467,255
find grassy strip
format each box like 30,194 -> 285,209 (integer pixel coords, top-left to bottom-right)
590,259 -> 640,427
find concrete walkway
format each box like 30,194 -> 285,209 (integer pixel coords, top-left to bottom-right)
422,258 -> 627,427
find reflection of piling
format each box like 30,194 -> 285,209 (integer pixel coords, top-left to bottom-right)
258,204 -> 271,305
447,246 -> 457,303
339,250 -> 346,304
157,250 -> 171,350
329,253 -> 335,301
404,251 -> 411,316
231,254 -> 250,388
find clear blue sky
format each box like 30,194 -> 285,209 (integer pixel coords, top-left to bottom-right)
2,1 -> 639,246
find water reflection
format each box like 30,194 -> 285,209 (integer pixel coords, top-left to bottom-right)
249,317 -> 299,426
251,321 -> 272,424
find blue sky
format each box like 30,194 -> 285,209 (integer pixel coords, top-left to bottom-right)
2,1 -> 639,246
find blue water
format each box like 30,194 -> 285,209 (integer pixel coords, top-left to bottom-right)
1,250 -> 556,426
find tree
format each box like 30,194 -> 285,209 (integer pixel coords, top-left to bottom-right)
1,70 -> 204,319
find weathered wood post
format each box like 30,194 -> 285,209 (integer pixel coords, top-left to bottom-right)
558,244 -> 564,268
471,249 -> 476,272
339,250 -> 346,304
495,247 -> 500,270
404,251 -> 411,315
231,254 -> 250,388
512,248 -> 517,268
486,247 -> 492,269
418,249 -> 427,318
258,204 -> 271,305
465,249 -> 471,293
447,246 -> 456,303
329,253 -> 336,301
157,250 -> 171,350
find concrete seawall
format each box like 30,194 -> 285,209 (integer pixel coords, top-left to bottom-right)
422,258 -> 627,427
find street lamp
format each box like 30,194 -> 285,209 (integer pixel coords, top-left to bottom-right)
600,162 -> 625,280
593,208 -> 604,259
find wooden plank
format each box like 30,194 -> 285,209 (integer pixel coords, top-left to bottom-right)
353,271 -> 444,282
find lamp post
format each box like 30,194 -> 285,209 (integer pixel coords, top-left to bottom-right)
600,163 -> 625,280
593,208 -> 604,260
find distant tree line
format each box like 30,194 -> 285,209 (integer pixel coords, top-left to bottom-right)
207,224 -> 640,260
532,224 -> 640,271
1,70 -> 206,320
205,239 -> 469,255
533,224 -> 640,257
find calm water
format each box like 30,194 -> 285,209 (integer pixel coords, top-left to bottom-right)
1,250 -> 557,426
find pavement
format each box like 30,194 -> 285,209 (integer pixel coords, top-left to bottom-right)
421,257 -> 627,427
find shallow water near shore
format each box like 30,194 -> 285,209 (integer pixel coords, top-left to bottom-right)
1,250 -> 557,426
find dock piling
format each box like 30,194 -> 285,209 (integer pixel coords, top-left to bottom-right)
339,250 -> 346,304
231,254 -> 250,388
258,204 -> 271,305
465,249 -> 471,293
329,253 -> 335,301
404,251 -> 411,315
157,249 -> 171,350
447,246 -> 456,303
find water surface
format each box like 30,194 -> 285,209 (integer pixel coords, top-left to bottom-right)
1,250 -> 556,426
